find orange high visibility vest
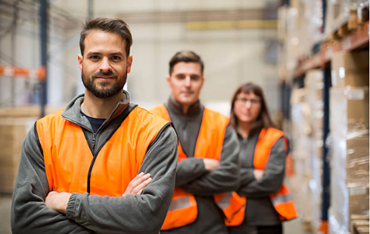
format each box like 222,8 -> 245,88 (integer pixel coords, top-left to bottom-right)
36,107 -> 169,196
151,104 -> 246,230
254,128 -> 298,221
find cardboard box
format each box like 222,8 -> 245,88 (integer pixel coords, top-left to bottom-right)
331,51 -> 369,88
348,185 -> 369,217
0,117 -> 35,194
347,89 -> 369,131
330,87 -> 369,132
331,71 -> 369,88
346,156 -> 369,185
351,215 -> 370,234
347,135 -> 369,161
332,51 -> 369,70
0,105 -> 62,118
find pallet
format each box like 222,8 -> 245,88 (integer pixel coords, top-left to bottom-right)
351,214 -> 369,234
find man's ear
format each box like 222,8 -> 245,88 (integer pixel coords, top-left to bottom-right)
77,54 -> 83,72
127,55 -> 133,73
166,75 -> 171,88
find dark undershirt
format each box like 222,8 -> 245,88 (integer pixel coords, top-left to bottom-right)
81,111 -> 106,133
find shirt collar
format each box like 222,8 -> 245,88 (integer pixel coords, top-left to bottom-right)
167,96 -> 201,116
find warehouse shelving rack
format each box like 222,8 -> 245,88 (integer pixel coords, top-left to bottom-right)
287,18 -> 369,234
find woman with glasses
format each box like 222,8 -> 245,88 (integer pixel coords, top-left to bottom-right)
227,83 -> 297,234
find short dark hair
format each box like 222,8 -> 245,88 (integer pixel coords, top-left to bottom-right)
169,51 -> 204,75
230,82 -> 274,136
80,18 -> 133,56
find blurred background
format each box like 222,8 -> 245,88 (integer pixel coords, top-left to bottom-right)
0,0 -> 369,234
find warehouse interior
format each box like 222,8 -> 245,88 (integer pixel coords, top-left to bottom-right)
0,0 -> 369,234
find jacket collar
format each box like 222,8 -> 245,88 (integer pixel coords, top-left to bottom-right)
167,96 -> 201,116
62,90 -> 130,131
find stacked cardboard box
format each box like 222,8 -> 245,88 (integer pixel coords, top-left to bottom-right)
290,69 -> 325,233
351,215 -> 370,234
0,105 -> 62,194
0,118 -> 35,194
0,105 -> 61,118
304,70 -> 325,233
325,0 -> 369,39
331,51 -> 369,88
329,86 -> 369,234
278,0 -> 324,81
290,85 -> 314,231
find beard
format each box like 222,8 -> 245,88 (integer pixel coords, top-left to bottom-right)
81,69 -> 127,99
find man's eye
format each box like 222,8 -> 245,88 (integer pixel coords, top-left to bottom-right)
111,56 -> 122,61
90,55 -> 100,60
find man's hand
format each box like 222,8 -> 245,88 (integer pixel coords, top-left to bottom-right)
123,172 -> 152,196
253,169 -> 264,180
203,159 -> 220,172
45,191 -> 71,214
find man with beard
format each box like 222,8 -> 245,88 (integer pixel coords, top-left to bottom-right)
11,18 -> 178,234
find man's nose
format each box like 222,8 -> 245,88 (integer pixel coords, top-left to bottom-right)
184,77 -> 191,87
99,58 -> 112,73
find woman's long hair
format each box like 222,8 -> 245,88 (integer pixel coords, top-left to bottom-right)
230,82 -> 274,137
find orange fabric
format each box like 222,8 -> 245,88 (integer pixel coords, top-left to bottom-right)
285,154 -> 295,177
319,220 -> 329,234
161,188 -> 197,230
151,104 -> 245,229
37,107 -> 168,196
215,192 -> 246,226
254,128 -> 298,221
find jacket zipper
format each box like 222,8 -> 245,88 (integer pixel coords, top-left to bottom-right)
91,133 -> 97,152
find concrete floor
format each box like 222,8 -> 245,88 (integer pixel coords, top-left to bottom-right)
0,195 -> 12,234
1,194 -> 310,234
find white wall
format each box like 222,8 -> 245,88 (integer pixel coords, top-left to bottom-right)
1,0 -> 280,118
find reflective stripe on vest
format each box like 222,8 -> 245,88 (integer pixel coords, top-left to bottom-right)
254,128 -> 298,221
215,191 -> 246,226
217,192 -> 233,210
271,193 -> 291,206
168,196 -> 192,211
151,104 -> 245,229
37,107 -> 169,196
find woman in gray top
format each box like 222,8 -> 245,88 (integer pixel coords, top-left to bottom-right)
228,83 -> 297,234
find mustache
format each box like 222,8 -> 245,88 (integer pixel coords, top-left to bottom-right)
91,70 -> 118,79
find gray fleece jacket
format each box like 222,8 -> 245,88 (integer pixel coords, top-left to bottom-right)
11,91 -> 178,234
231,129 -> 286,230
160,98 -> 240,234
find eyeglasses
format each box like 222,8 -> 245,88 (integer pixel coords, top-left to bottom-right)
235,98 -> 261,106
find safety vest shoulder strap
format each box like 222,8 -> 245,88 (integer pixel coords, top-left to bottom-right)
254,128 -> 285,169
194,108 -> 229,160
150,104 -> 171,121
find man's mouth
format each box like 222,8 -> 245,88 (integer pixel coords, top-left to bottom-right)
181,91 -> 193,95
96,76 -> 114,80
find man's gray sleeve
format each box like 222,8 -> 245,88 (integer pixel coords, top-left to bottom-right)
11,124 -> 92,234
175,158 -> 208,186
66,125 -> 178,234
237,137 -> 286,198
239,168 -> 255,187
179,125 -> 240,195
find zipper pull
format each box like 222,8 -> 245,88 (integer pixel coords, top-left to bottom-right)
91,133 -> 96,151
